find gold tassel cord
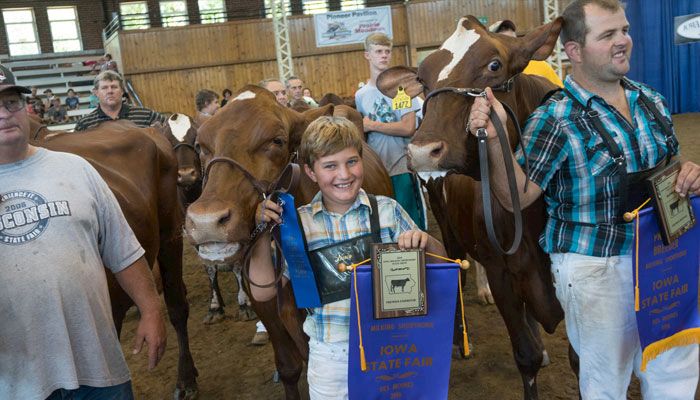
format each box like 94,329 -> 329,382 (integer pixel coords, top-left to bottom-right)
625,197 -> 651,312
339,253 -> 471,371
457,269 -> 471,357
352,261 -> 368,371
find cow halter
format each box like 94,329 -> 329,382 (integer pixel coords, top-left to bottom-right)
420,75 -> 527,255
420,75 -> 515,117
202,155 -> 298,201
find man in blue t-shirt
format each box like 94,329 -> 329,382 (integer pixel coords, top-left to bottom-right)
355,32 -> 426,229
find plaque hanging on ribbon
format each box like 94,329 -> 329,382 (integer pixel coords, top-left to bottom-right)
646,160 -> 696,245
372,243 -> 427,319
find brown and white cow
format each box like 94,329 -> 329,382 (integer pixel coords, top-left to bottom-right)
161,113 -> 258,325
184,85 -> 393,399
30,120 -> 199,399
378,16 -> 565,399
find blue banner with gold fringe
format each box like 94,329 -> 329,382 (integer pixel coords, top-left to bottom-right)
634,196 -> 700,371
348,263 -> 458,400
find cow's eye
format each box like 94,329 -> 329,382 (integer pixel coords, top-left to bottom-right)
194,143 -> 201,153
272,137 -> 285,146
488,60 -> 502,72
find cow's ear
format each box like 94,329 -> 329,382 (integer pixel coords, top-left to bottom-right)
288,104 -> 335,150
521,17 -> 563,61
302,104 -> 334,124
377,66 -> 423,99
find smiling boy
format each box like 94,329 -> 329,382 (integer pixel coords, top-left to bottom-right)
249,116 -> 445,399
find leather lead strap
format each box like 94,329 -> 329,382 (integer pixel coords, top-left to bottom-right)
367,194 -> 381,242
476,104 -> 523,255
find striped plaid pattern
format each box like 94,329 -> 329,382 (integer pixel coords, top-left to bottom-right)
75,103 -> 165,131
517,76 -> 679,257
299,189 -> 418,343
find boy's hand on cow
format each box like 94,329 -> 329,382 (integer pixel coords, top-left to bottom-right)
467,87 -> 508,139
398,230 -> 430,250
676,161 -> 700,197
255,198 -> 282,225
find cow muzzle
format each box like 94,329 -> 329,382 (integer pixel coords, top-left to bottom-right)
185,200 -> 249,264
407,141 -> 448,172
177,167 -> 199,186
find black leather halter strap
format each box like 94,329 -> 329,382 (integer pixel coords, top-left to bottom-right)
172,141 -> 197,153
201,154 -> 301,293
202,156 -> 270,196
421,76 -> 527,255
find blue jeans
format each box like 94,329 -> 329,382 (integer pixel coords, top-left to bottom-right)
46,381 -> 134,400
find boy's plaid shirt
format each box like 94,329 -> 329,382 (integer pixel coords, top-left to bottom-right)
298,189 -> 417,343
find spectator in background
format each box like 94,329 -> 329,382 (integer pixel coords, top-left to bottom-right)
194,89 -> 220,126
65,88 -> 80,110
488,19 -> 564,87
46,97 -> 68,124
355,32 -> 426,230
75,71 -> 164,131
92,53 -> 119,74
42,89 -> 57,111
220,89 -> 232,107
88,92 -> 99,109
28,86 -> 45,119
286,76 -> 319,107
259,78 -> 289,107
303,87 -> 313,100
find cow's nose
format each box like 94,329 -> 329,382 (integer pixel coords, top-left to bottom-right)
422,141 -> 445,160
185,201 -> 234,244
178,167 -> 198,185
407,141 -> 447,171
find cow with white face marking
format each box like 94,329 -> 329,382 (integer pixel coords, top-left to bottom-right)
378,16 -> 565,399
161,114 -> 258,324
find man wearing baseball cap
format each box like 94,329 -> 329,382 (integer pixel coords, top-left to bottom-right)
489,19 -> 564,87
0,64 -> 167,400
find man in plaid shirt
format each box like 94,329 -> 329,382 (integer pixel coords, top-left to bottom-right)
249,116 -> 445,399
468,0 -> 700,399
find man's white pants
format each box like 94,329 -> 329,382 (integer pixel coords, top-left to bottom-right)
550,253 -> 698,400
307,339 -> 349,400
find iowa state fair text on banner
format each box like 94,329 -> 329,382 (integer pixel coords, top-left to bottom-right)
634,196 -> 700,371
314,6 -> 393,48
349,264 -> 457,400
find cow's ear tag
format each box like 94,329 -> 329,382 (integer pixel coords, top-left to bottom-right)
392,86 -> 412,110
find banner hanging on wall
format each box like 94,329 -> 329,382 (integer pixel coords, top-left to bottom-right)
314,6 -> 392,48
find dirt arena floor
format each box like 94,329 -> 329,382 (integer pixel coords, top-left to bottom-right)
121,113 -> 700,399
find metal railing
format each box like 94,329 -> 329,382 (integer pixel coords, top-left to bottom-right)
125,79 -> 143,108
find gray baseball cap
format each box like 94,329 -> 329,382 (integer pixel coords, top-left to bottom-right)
0,64 -> 31,95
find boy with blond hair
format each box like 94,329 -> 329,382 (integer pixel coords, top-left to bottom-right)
355,33 -> 426,229
249,116 -> 445,399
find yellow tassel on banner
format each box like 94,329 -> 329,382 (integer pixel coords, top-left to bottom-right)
626,197 -> 651,312
457,267 -> 470,357
640,328 -> 700,371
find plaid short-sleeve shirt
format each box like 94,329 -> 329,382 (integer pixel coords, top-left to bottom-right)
299,189 -> 418,343
517,76 -> 679,257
